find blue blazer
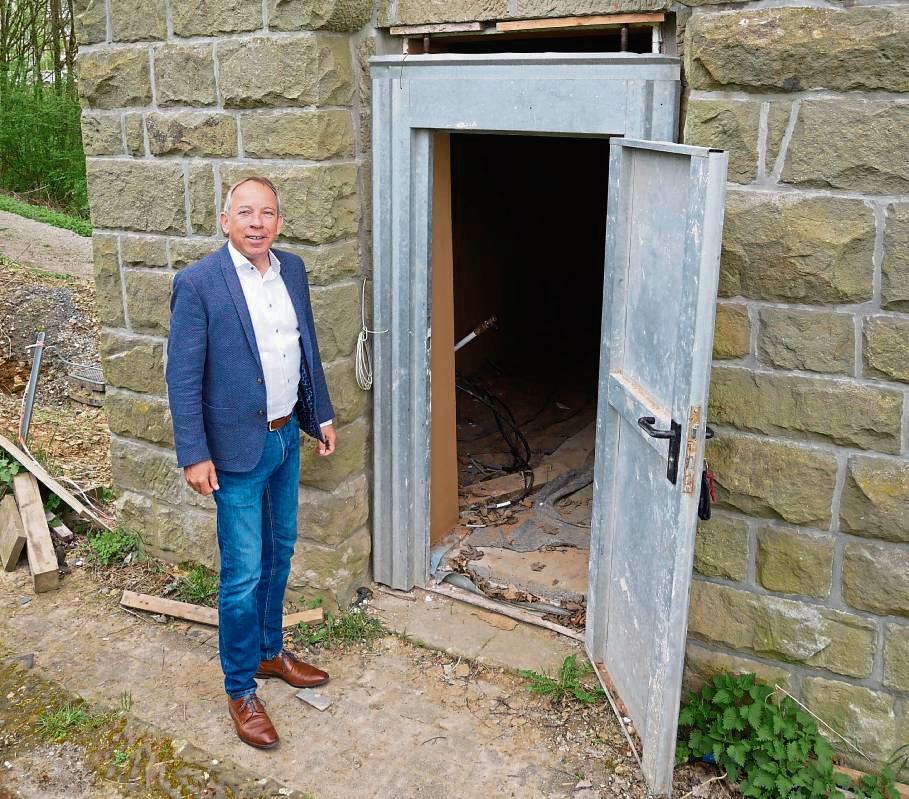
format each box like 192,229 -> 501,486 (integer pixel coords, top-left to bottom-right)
166,244 -> 334,472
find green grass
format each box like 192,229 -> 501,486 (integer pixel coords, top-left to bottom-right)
297,608 -> 386,650
87,527 -> 138,566
174,565 -> 219,606
0,193 -> 91,237
37,703 -> 105,742
520,655 -> 605,706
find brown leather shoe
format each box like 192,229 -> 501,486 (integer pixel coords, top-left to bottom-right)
256,650 -> 329,688
227,694 -> 279,750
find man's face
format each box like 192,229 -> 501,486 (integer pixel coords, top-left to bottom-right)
219,180 -> 284,264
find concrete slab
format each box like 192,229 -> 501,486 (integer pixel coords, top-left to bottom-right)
467,547 -> 589,603
370,588 -> 581,675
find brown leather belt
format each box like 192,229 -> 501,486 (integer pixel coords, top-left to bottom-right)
268,413 -> 293,432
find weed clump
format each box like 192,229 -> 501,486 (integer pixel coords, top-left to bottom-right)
296,607 -> 386,650
520,655 -> 605,706
87,528 -> 138,566
173,565 -> 219,606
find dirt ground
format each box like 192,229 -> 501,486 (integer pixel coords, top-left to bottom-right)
0,214 -> 734,799
0,210 -> 93,281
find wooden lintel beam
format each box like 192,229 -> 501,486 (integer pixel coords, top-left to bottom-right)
389,21 -> 484,36
497,12 -> 665,33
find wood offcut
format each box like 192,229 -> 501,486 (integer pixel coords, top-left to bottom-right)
0,495 -> 26,571
13,472 -> 59,593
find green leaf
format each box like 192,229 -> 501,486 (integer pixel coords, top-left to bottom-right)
723,705 -> 745,732
712,688 -> 731,705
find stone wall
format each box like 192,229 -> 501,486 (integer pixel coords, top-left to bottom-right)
73,0 -> 375,609
682,2 -> 909,769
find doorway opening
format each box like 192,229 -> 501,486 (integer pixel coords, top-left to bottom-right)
430,132 -> 611,633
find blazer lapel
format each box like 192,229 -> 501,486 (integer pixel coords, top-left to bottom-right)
282,258 -> 316,373
218,245 -> 264,374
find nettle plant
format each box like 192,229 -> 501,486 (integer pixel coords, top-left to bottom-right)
676,673 -> 900,799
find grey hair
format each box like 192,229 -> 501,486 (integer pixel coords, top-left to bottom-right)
222,176 -> 282,217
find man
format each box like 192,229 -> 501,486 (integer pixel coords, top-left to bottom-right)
166,176 -> 337,749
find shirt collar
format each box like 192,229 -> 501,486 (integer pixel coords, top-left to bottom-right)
227,240 -> 281,275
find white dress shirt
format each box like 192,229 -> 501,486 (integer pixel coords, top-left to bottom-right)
227,242 -> 332,428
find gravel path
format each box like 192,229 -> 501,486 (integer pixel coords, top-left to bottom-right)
0,209 -> 93,280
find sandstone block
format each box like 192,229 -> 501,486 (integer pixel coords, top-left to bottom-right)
169,238 -> 222,269
884,625 -> 909,692
87,160 -> 185,234
146,112 -> 237,157
105,389 -> 173,446
709,368 -> 902,453
693,514 -> 747,581
268,0 -> 371,31
76,47 -> 152,109
758,309 -> 854,375
73,0 -> 107,45
712,304 -> 750,360
684,642 -> 793,695
310,282 -> 361,361
863,316 -> 909,384
356,36 -> 376,105
782,101 -> 909,195
802,678 -> 897,762
218,35 -> 353,108
882,205 -> 909,312
706,434 -> 837,527
110,0 -> 165,41
240,110 -> 354,159
154,44 -> 217,107
81,114 -> 123,156
516,0 -> 669,15
299,473 -> 369,547
689,581 -> 874,678
172,0 -> 261,36
118,491 -> 217,567
765,102 -> 791,172
756,526 -> 834,599
188,164 -> 217,236
222,164 -> 359,244
300,417 -> 366,490
120,236 -> 168,269
280,240 -> 359,286
288,526 -> 371,610
100,331 -> 166,394
110,436 -> 212,510
840,456 -> 909,544
387,0 -> 506,24
843,541 -> 909,618
686,7 -> 909,93
124,113 -> 145,156
92,234 -> 125,327
684,100 -> 759,184
323,357 -> 367,425
125,271 -> 173,335
720,192 -> 874,304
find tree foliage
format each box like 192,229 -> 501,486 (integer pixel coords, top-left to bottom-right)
0,0 -> 87,215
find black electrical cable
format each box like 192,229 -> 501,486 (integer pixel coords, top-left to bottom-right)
456,373 -> 535,502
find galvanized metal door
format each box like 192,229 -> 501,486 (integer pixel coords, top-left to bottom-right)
586,139 -> 728,796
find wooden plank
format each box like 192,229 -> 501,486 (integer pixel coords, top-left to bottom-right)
496,13 -> 664,33
430,131 -> 460,545
834,766 -> 909,799
419,583 -> 584,642
13,473 -> 59,593
281,608 -> 324,629
0,433 -> 110,530
46,512 -> 74,543
120,591 -> 324,629
121,590 -> 218,626
390,21 -> 483,35
0,495 -> 26,571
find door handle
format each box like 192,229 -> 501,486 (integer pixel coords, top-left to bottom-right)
638,416 -> 682,485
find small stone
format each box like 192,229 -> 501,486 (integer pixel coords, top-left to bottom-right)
295,688 -> 331,711
453,662 -> 470,678
843,541 -> 909,618
839,456 -> 909,543
758,308 -> 854,375
152,614 -> 167,623
712,304 -> 750,360
864,316 -> 909,383
694,514 -> 747,581
756,526 -> 834,599
17,597 -> 31,606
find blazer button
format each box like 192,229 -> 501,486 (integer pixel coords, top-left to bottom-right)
258,410 -> 265,416
256,377 -> 263,384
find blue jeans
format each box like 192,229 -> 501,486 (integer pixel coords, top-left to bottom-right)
213,419 -> 300,699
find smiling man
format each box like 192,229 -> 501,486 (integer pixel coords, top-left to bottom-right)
165,176 -> 337,749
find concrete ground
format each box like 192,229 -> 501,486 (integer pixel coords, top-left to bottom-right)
0,567 -> 647,799
0,210 -> 93,280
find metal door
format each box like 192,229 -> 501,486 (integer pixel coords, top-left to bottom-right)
586,139 -> 728,796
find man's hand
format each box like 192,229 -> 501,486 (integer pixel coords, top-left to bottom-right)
184,460 -> 219,495
318,424 -> 337,457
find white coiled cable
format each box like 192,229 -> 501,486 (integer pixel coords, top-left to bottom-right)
355,278 -> 385,391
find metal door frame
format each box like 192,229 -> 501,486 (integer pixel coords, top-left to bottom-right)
371,52 -> 682,589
